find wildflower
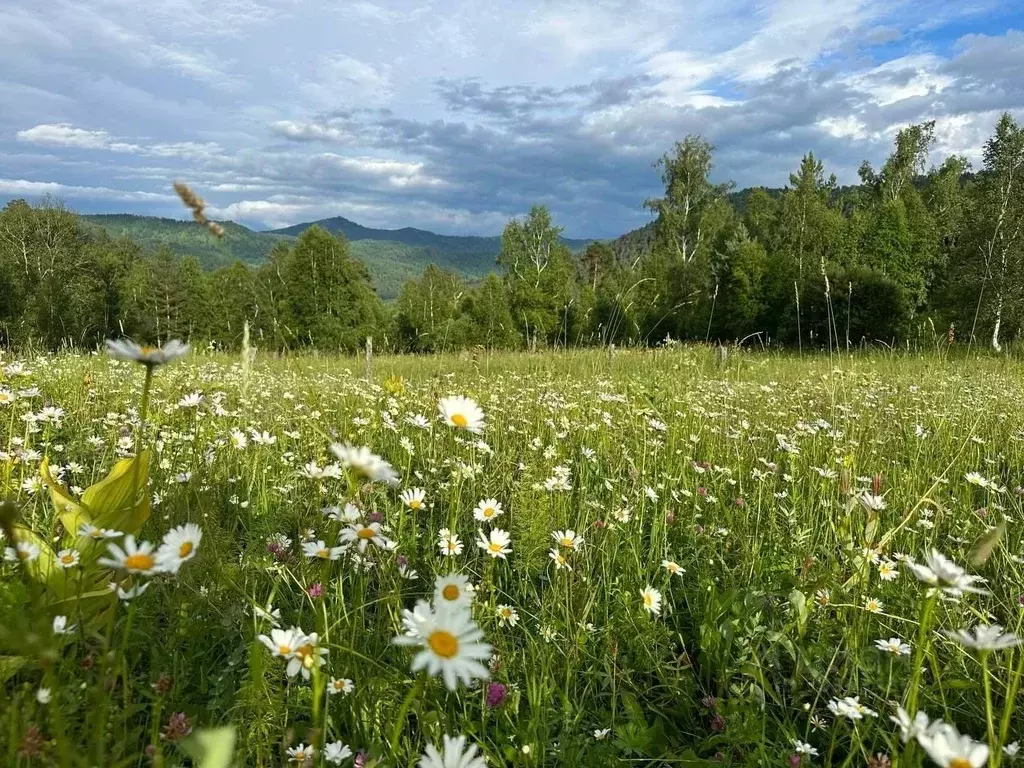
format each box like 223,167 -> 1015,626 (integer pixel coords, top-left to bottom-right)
486,682 -> 508,707
340,522 -> 387,553
863,596 -> 884,614
289,633 -> 327,680
918,722 -> 988,768
814,589 -> 831,607
52,615 -> 75,635
156,523 -> 202,573
594,728 -> 611,740
476,528 -> 511,559
330,443 -> 400,487
874,637 -> 911,656
106,338 -> 189,368
473,498 -> 504,522
286,743 -> 315,764
965,472 -> 989,488
859,493 -> 887,511
160,712 -> 192,741
393,600 -> 491,690
434,574 -> 473,608
662,560 -> 685,576
230,430 -> 248,449
878,560 -> 899,581
495,604 -> 519,627
307,583 -> 324,597
99,535 -> 162,575
4,541 -> 40,563
549,548 -> 571,570
177,392 -> 203,409
324,742 -> 353,765
438,397 -> 485,433
641,586 -> 662,615
827,696 -> 877,720
438,529 -> 463,557
55,548 -> 80,568
944,624 -> 1022,651
328,677 -> 354,695
1003,742 -> 1019,758
793,740 -> 819,756
419,734 -> 487,768
300,539 -> 342,562
552,529 -> 584,550
258,627 -> 306,659
905,549 -> 989,598
36,688 -> 51,704
400,487 -> 427,510
891,706 -> 932,743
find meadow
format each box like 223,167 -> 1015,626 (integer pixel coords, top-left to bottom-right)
1,342 -> 1022,767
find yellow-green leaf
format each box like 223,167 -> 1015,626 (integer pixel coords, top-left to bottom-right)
969,522 -> 1005,567
81,452 -> 152,534
179,726 -> 237,768
40,458 -> 91,534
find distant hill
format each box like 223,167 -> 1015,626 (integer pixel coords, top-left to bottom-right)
269,215 -> 592,253
83,214 -> 292,268
83,213 -> 592,299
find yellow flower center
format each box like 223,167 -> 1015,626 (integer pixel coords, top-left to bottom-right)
295,643 -> 313,660
442,584 -> 460,601
488,542 -> 502,552
560,537 -> 573,547
950,760 -> 972,768
124,553 -> 155,571
644,594 -> 653,606
17,549 -> 30,560
409,500 -> 422,509
483,507 -> 494,517
427,629 -> 459,659
89,530 -> 103,538
357,528 -> 376,539
278,644 -> 292,655
141,346 -> 158,354
179,542 -> 194,558
317,548 -> 330,558
60,554 -> 75,564
451,413 -> 468,428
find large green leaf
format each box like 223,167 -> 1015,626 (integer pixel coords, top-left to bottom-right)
40,458 -> 92,534
82,452 -> 152,534
179,727 -> 237,768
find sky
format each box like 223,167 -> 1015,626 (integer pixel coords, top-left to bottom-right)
1,0 -> 1023,238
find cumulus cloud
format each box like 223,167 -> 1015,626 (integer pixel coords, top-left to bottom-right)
1,0 -> 1023,236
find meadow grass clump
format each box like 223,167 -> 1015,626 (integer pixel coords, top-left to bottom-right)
0,343 -> 1022,766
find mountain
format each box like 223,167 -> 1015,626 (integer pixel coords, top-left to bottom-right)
83,213 -> 593,299
269,215 -> 592,252
83,214 -> 292,268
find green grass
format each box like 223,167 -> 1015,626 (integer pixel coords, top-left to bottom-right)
1,346 -> 1022,766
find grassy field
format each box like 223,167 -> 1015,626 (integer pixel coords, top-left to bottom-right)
1,345 -> 1022,767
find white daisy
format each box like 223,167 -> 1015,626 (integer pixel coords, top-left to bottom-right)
156,523 -> 202,573
418,734 -> 487,768
301,539 -> 347,561
551,529 -> 584,550
641,586 -> 662,615
329,443 -> 400,486
105,338 -> 189,367
438,396 -> 485,433
392,600 -> 491,690
473,498 -> 504,522
495,604 -> 519,627
55,548 -> 80,569
400,487 -> 427,510
434,573 -> 474,608
339,522 -> 388,553
98,535 -> 162,575
324,742 -> 353,765
476,528 -> 511,559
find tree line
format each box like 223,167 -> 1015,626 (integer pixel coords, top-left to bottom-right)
2,112 -> 1024,353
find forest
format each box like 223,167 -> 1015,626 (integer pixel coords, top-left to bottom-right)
1,112 -> 1023,354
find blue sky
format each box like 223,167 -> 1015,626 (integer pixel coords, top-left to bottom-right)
1,0 -> 1022,238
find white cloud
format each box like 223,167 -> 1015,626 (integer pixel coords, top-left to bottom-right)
0,177 -> 174,202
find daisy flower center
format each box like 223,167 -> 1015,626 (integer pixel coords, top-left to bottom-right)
17,550 -> 30,560
950,759 -> 972,768
179,542 -> 194,558
124,553 -> 155,571
483,508 -> 494,517
451,413 -> 468,428
442,585 -> 460,601
488,542 -> 502,552
278,644 -> 293,655
427,629 -> 459,659
60,554 -> 75,564
317,548 -> 330,558
644,594 -> 653,606
357,528 -> 376,540
409,500 -> 422,509
560,537 -> 573,547
295,643 -> 314,660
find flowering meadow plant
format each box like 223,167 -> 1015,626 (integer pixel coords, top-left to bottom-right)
0,345 -> 1022,765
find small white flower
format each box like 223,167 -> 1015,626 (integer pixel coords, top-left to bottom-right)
944,624 -> 1022,652
641,586 -> 662,615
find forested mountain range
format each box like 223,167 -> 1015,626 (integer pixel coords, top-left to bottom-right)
82,213 -> 593,298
